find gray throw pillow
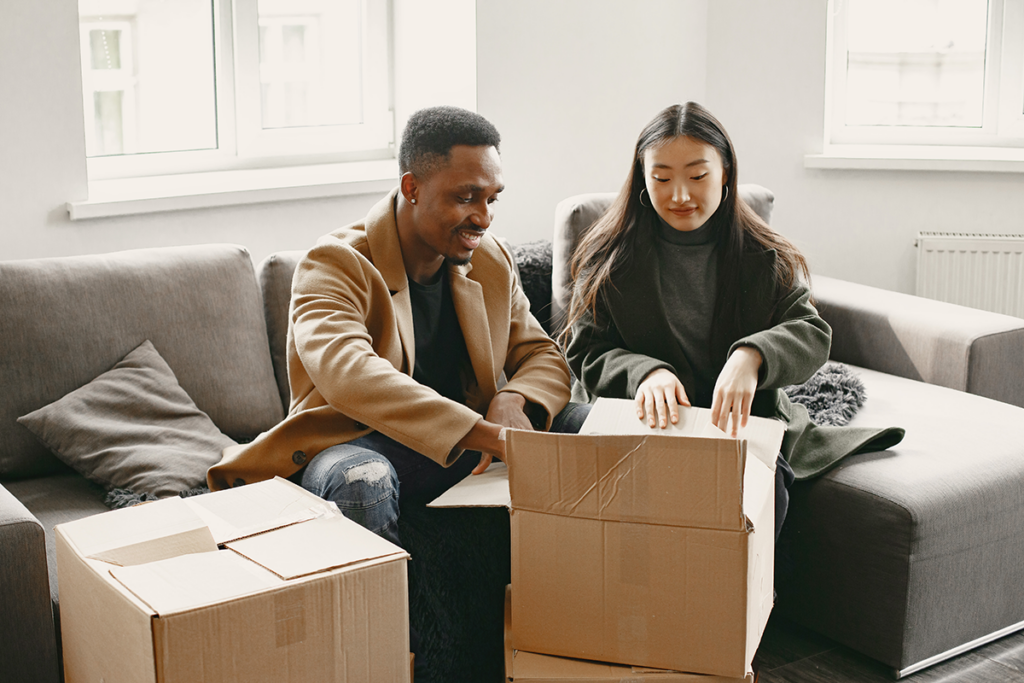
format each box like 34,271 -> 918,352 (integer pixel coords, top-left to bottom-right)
17,340 -> 235,497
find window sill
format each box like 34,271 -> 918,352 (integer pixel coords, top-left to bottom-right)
804,145 -> 1024,173
67,159 -> 399,220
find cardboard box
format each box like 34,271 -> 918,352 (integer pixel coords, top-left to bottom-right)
504,585 -> 753,683
510,399 -> 782,678
431,398 -> 783,679
56,477 -> 411,683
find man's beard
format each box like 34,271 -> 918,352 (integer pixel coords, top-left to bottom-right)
444,224 -> 481,266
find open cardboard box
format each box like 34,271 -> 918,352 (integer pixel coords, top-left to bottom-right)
56,477 -> 411,683
431,398 -> 783,679
503,585 -> 753,682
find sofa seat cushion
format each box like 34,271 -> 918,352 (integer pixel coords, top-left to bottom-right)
4,472 -> 109,605
779,364 -> 1024,672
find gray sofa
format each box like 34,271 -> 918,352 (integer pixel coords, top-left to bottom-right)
553,189 -> 1024,678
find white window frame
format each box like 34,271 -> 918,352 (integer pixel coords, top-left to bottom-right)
809,0 -> 1024,171
85,0 -> 394,181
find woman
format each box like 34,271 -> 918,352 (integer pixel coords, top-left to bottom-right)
562,102 -> 902,540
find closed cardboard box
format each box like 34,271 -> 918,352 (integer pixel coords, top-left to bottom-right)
504,585 -> 753,683
56,477 -> 410,683
508,398 -> 783,678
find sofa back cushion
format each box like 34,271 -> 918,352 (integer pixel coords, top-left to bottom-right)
0,244 -> 284,479
550,184 -> 775,334
257,250 -> 305,412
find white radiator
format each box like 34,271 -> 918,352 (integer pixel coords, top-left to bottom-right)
916,232 -> 1024,318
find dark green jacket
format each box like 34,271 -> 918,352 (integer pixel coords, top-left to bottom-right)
566,227 -> 903,480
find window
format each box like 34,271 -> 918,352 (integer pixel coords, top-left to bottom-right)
821,0 -> 1024,156
78,0 -> 393,180
80,20 -> 137,156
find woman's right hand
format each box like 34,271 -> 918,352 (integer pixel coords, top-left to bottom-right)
635,368 -> 690,429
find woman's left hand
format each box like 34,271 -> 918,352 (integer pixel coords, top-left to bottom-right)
711,346 -> 763,437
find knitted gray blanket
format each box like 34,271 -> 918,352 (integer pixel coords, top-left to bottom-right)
784,362 -> 866,426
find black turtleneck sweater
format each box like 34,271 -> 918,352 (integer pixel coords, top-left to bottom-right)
655,217 -> 719,408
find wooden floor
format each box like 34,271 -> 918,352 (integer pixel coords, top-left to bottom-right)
758,615 -> 1024,682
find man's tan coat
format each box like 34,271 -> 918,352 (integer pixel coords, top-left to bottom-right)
209,189 -> 571,490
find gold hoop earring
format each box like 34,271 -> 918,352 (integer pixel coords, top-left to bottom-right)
639,188 -> 651,207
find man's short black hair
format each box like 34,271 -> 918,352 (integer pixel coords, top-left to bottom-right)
398,106 -> 501,178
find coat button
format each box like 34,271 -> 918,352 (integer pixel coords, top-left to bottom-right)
354,421 -> 368,431
292,450 -> 307,465
233,478 -> 245,488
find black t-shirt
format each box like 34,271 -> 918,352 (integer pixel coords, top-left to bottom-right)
408,269 -> 469,404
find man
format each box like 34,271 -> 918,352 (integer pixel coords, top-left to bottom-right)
208,106 -> 584,544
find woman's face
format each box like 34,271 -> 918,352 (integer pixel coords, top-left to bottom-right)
643,135 -> 727,232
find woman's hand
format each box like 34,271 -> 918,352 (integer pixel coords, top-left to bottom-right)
635,368 -> 690,429
711,346 -> 762,436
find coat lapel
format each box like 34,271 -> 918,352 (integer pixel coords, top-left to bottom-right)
364,189 -> 416,373
450,261 -> 498,399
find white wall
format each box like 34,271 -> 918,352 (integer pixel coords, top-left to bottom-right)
476,0 -> 708,243
705,0 -> 1024,294
0,0 -> 707,264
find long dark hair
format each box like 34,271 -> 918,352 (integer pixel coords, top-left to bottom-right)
561,102 -> 810,356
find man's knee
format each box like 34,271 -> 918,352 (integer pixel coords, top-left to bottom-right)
329,457 -> 397,510
303,447 -> 400,533
335,456 -> 398,507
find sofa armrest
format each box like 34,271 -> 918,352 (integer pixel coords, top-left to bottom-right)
0,483 -> 60,683
813,274 -> 1024,408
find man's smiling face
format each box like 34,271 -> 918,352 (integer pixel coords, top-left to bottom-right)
406,144 -> 504,271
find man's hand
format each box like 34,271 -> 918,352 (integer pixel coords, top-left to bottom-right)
635,368 -> 690,429
470,391 -> 533,474
710,346 -> 762,437
457,418 -> 506,475
486,391 -> 533,431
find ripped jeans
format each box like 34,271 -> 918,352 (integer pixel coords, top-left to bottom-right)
300,402 -> 592,547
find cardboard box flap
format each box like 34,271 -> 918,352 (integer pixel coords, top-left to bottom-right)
579,398 -> 733,439
226,514 -> 407,580
183,476 -> 338,544
110,549 -> 283,615
508,430 -> 747,531
581,398 -> 783,472
59,496 -> 217,567
428,461 -> 511,509
742,446 -> 776,532
730,417 -> 784,472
